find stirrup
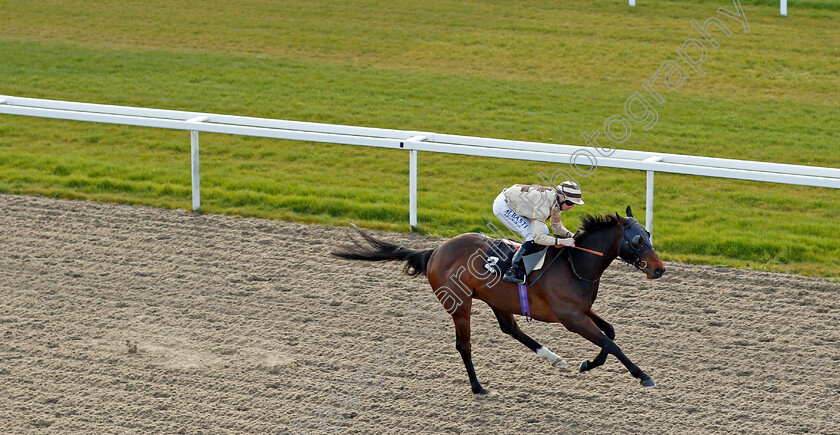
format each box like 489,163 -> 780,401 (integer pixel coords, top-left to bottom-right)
502,267 -> 525,284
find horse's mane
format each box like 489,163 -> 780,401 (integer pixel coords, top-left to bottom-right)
574,213 -> 620,240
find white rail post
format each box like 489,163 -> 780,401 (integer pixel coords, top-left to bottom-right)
187,116 -> 209,211
410,149 -> 417,229
629,0 -> 635,6
191,131 -> 200,210
781,0 -> 787,16
403,136 -> 427,230
644,156 -> 663,240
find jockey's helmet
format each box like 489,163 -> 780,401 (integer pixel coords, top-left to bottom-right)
557,181 -> 584,205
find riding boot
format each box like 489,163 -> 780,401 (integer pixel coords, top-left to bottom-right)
502,246 -> 526,284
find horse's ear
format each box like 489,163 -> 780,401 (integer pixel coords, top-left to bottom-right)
615,212 -> 626,225
626,206 -> 634,218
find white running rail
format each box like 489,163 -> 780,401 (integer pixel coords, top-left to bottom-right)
630,1 -> 788,17
2,96 -> 838,235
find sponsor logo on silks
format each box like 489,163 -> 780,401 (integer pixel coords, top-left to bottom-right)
504,209 -> 529,229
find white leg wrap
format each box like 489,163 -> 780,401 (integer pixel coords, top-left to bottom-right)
536,346 -> 567,368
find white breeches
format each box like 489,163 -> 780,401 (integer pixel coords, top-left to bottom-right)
492,192 -> 548,242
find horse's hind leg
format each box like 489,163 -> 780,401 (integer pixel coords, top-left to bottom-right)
490,307 -> 566,368
452,302 -> 487,394
561,313 -> 655,387
579,311 -> 614,372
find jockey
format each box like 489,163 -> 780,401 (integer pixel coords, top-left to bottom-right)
492,181 -> 584,283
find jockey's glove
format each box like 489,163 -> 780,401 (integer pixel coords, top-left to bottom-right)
554,237 -> 576,248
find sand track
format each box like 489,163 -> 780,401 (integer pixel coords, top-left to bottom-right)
1,194 -> 838,434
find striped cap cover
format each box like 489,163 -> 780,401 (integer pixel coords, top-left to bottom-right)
558,181 -> 584,205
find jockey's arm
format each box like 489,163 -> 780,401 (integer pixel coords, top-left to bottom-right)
549,212 -> 574,239
530,219 -> 574,247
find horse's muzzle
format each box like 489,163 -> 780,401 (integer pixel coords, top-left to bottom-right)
651,266 -> 665,279
638,252 -> 665,279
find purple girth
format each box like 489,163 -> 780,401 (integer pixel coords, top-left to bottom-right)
518,284 -> 531,322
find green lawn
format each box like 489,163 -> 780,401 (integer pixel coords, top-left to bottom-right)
0,0 -> 838,278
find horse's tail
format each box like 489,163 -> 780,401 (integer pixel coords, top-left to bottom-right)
331,224 -> 434,277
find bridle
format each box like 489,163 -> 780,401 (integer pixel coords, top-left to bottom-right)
564,222 -> 656,283
617,223 -> 656,272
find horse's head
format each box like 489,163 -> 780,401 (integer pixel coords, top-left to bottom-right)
616,206 -> 665,279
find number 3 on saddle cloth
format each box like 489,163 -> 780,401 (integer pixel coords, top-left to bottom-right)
483,239 -> 550,321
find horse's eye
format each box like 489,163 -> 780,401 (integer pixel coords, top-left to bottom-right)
632,235 -> 643,248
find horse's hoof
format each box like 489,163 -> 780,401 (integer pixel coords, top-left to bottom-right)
473,387 -> 489,395
579,361 -> 589,372
473,389 -> 498,400
552,359 -> 567,368
641,378 -> 656,388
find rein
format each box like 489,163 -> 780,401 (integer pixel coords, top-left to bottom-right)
526,247 -> 565,286
528,246 -> 601,285
572,246 -> 604,256
566,248 -> 601,284
526,225 -> 655,285
565,232 -> 656,283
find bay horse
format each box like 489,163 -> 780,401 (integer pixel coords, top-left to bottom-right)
332,206 -> 665,392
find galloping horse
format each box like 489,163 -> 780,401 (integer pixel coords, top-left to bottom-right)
332,206 -> 665,392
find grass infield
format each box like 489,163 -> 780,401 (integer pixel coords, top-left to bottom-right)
0,0 -> 837,278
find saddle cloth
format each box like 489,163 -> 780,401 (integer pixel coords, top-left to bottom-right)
483,239 -> 548,278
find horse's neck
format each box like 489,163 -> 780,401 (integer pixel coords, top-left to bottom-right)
574,229 -> 621,277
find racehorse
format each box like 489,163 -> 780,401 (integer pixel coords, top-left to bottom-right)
332,206 -> 665,392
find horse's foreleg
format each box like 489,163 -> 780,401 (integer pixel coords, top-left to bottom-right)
562,313 -> 655,387
579,311 -> 614,373
491,307 -> 566,368
452,305 -> 487,394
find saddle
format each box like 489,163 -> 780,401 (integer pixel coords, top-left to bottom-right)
483,239 -> 549,280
